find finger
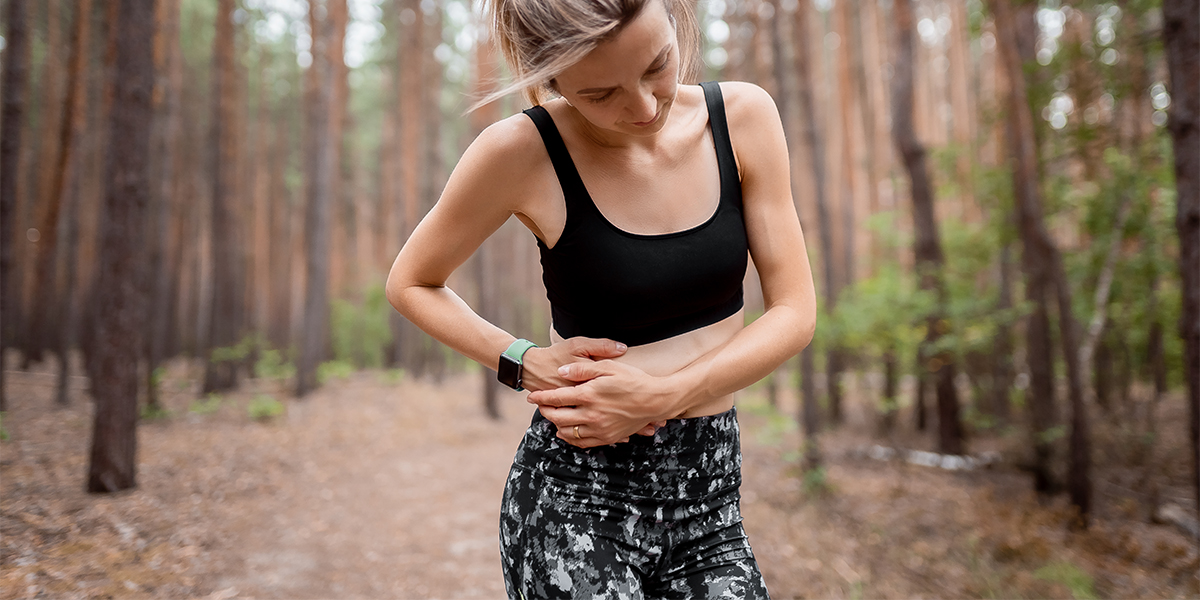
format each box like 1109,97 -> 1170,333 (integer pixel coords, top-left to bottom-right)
556,361 -> 613,383
569,337 -> 628,360
634,424 -> 656,436
527,386 -> 586,408
537,405 -> 585,427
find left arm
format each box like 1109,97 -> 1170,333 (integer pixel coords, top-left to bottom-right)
530,83 -> 817,446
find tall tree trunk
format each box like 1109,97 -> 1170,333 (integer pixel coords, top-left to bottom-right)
798,350 -> 820,471
991,0 -> 1057,495
0,0 -> 31,411
22,0 -> 65,366
28,0 -> 87,369
992,243 -> 1013,424
88,0 -> 152,494
1162,0 -> 1200,531
992,0 -> 1091,522
53,0 -> 93,406
296,0 -> 340,396
793,0 -> 840,424
146,0 -> 182,408
892,0 -> 965,456
202,0 -> 241,393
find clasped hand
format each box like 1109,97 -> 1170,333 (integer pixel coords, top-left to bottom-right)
520,337 -> 671,448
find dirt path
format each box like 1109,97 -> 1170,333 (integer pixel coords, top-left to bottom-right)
2,358 -> 1198,599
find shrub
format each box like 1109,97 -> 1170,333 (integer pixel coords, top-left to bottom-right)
247,395 -> 285,421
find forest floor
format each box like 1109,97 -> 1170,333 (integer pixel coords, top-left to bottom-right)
2,354 -> 1198,600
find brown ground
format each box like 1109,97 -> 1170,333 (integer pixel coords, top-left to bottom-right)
2,355 -> 1197,599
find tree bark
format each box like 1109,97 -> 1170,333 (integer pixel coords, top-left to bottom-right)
202,0 -> 241,393
991,0 -> 1091,522
296,0 -> 340,396
892,0 -> 965,456
793,0 -> 841,424
88,0 -> 153,494
1162,0 -> 1200,532
0,0 -> 31,411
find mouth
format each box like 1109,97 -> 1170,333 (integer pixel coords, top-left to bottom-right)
632,108 -> 663,127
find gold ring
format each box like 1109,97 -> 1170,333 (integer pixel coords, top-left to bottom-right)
574,425 -> 581,439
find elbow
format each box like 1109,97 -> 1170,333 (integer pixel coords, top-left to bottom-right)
384,270 -> 410,317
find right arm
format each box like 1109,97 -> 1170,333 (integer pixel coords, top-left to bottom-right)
384,115 -> 626,392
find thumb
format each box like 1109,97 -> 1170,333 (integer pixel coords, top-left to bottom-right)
572,337 -> 628,360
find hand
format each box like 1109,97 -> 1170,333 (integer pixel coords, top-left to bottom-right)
527,359 -> 676,448
517,336 -> 627,393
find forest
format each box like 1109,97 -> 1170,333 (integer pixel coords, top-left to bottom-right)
1,0 -> 1198,597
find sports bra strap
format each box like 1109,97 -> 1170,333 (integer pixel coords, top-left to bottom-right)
522,105 -> 590,214
699,82 -> 741,204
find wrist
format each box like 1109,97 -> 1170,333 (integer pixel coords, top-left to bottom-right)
655,370 -> 698,420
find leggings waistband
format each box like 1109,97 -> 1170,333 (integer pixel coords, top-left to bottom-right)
512,407 -> 742,501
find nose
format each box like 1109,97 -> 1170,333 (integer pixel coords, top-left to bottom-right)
628,85 -> 657,123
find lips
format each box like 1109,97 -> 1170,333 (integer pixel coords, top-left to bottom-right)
632,107 -> 662,127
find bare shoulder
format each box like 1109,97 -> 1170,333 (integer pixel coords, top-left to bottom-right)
441,108 -> 556,216
714,81 -> 783,132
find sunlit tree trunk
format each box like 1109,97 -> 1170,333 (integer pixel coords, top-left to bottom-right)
1161,0 -> 1200,530
892,0 -> 965,456
0,0 -> 31,411
88,0 -> 153,494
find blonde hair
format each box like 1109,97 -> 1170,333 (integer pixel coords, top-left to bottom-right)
477,0 -> 701,108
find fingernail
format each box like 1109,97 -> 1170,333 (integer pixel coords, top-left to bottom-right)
558,365 -> 569,376
616,343 -> 627,352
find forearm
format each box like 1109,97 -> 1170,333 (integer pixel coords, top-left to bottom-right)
388,283 -> 514,372
659,303 -> 815,418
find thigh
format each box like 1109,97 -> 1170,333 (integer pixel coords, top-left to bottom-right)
500,465 -> 653,600
658,553 -> 770,600
652,499 -> 771,599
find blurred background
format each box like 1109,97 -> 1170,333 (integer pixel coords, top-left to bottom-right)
1,0 -> 1198,598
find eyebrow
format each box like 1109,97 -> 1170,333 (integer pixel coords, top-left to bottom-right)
574,44 -> 672,95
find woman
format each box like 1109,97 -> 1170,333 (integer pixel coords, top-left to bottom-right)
386,0 -> 816,596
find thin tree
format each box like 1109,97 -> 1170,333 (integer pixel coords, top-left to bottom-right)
296,0 -> 339,396
1161,0 -> 1200,531
88,0 -> 153,493
792,0 -> 826,470
892,0 -> 965,456
203,0 -> 242,393
793,0 -> 839,425
991,0 -> 1091,524
0,0 -> 31,411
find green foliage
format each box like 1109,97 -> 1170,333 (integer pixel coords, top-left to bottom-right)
189,394 -> 223,415
802,466 -> 830,497
1034,561 -> 1097,600
0,412 -> 8,442
254,349 -> 296,381
210,334 -> 258,364
140,403 -> 171,421
379,369 -> 406,385
247,395 -> 285,422
317,360 -> 356,384
330,284 -> 394,369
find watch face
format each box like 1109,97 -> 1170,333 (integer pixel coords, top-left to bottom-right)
498,354 -> 523,390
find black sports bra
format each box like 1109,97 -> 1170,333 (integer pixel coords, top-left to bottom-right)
523,81 -> 748,347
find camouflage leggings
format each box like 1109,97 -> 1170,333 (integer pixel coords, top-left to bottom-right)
499,408 -> 770,600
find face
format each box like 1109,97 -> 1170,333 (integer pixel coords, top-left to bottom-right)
552,0 -> 680,137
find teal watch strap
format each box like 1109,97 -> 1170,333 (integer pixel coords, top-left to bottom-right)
503,339 -> 538,363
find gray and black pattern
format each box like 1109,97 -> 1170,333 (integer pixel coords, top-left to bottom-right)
499,408 -> 770,599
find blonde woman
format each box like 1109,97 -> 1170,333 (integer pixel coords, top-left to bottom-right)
386,0 -> 816,596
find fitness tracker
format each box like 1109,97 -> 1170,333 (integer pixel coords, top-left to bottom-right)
498,339 -> 538,391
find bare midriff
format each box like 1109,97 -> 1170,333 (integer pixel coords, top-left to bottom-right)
549,307 -> 743,419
